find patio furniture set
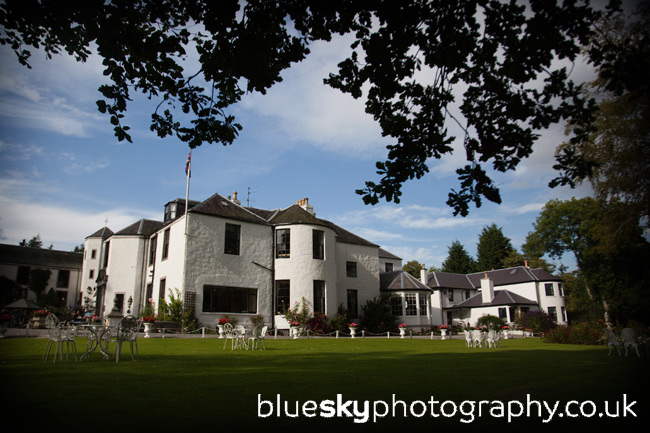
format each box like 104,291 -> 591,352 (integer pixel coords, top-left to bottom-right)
42,313 -> 141,363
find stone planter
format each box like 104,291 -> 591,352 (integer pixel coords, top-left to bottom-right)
399,328 -> 406,338
30,316 -> 47,329
440,328 -> 448,340
349,327 -> 357,338
290,326 -> 300,339
143,322 -> 153,338
217,325 -> 225,338
503,329 -> 509,339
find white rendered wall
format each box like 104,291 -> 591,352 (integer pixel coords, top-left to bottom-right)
275,224 -> 337,328
335,242 -> 379,322
80,236 -> 104,308
151,217 -> 186,313
104,236 -> 146,315
184,213 -> 273,328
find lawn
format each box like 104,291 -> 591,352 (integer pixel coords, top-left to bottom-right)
1,335 -> 647,431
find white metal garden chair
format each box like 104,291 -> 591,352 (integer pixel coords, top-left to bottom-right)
486,330 -> 498,348
223,323 -> 247,350
606,328 -> 622,356
463,330 -> 472,348
43,313 -> 78,363
248,325 -> 268,350
621,328 -> 640,357
113,315 -> 139,362
471,330 -> 484,348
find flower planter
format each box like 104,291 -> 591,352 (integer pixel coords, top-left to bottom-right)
399,328 -> 406,338
0,322 -> 8,338
440,329 -> 448,340
503,330 -> 509,339
290,326 -> 300,339
217,325 -> 225,339
349,327 -> 357,338
143,322 -> 153,338
30,316 -> 47,329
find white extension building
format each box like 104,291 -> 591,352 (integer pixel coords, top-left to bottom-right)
80,191 -> 566,330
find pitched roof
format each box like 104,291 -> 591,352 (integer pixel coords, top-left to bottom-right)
380,270 -> 432,292
269,204 -> 324,226
0,244 -> 83,269
447,290 -> 538,309
189,192 -> 270,225
379,248 -> 402,260
258,203 -> 378,248
114,219 -> 164,237
86,227 -> 113,239
427,266 -> 561,289
428,272 -> 474,289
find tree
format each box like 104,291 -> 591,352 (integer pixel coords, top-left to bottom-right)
476,224 -> 513,272
524,197 -> 650,325
19,234 -> 43,248
441,240 -> 476,274
501,250 -> 555,273
553,3 -> 650,231
0,0 -> 617,215
28,268 -> 52,299
402,260 -> 424,279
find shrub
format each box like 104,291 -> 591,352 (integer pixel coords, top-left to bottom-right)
517,310 -> 556,334
308,312 -> 332,334
329,304 -> 349,332
543,319 -> 606,345
476,314 -> 506,331
282,297 -> 312,327
360,293 -> 398,333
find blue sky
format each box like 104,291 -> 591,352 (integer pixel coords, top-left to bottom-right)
0,33 -> 594,271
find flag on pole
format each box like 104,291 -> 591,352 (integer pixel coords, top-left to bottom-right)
185,151 -> 191,177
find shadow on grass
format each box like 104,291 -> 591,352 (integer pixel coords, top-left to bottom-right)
1,337 -> 647,431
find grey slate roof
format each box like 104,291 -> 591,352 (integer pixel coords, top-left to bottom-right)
86,227 -> 113,239
379,248 -> 402,260
189,192 -> 270,225
114,219 -> 164,237
0,244 -> 83,269
447,289 -> 538,309
427,266 -> 560,289
380,270 -> 432,292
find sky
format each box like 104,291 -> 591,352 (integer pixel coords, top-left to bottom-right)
0,29 -> 595,272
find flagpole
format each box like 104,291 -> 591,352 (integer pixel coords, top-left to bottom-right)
184,149 -> 191,236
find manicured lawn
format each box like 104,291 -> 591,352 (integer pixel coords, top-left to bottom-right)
1,335 -> 647,431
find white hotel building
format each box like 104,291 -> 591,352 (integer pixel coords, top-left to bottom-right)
81,191 -> 566,330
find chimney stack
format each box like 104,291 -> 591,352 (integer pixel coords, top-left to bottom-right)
232,191 -> 241,205
420,264 -> 427,285
480,271 -> 495,304
297,198 -> 314,215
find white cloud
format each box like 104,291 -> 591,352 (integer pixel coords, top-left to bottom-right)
0,192 -> 157,250
237,36 -> 390,158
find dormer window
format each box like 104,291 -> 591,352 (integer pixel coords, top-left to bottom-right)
164,202 -> 177,222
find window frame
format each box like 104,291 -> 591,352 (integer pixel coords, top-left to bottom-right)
224,223 -> 241,255
346,261 -> 357,278
405,293 -> 417,316
203,285 -> 258,314
545,283 -> 554,296
313,229 -> 324,259
276,280 -> 290,314
276,229 -> 290,258
347,289 -> 358,318
162,229 -> 170,260
313,280 -> 325,313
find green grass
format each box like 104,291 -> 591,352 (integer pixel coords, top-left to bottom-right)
1,336 -> 647,431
